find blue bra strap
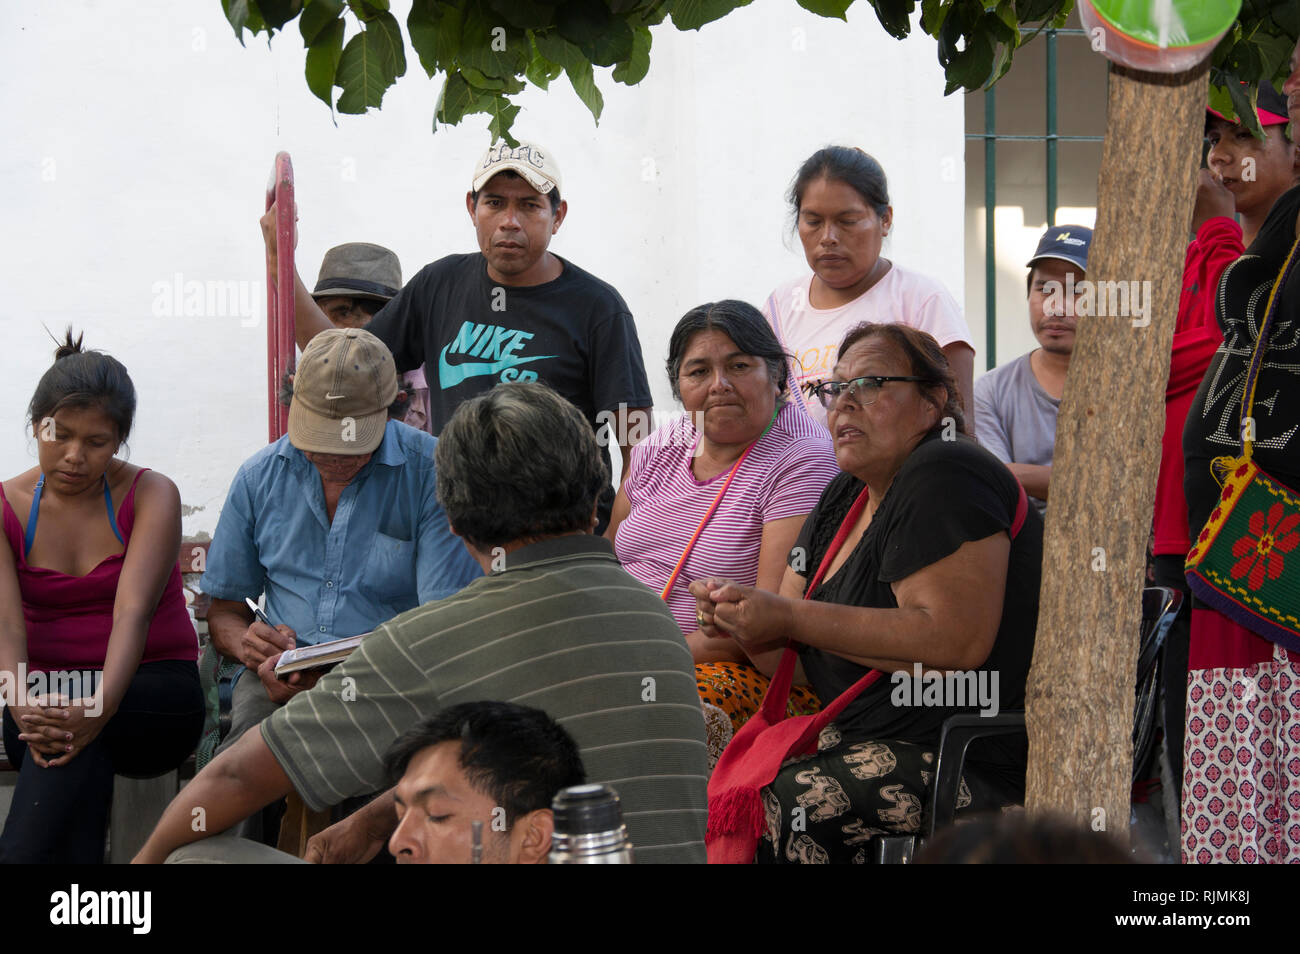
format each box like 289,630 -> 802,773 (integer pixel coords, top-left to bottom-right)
104,474 -> 124,546
24,475 -> 43,557
24,473 -> 124,556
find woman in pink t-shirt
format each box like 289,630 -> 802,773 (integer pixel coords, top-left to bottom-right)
607,301 -> 839,733
764,146 -> 975,429
0,331 -> 202,863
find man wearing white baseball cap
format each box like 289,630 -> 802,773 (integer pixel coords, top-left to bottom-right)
262,140 -> 653,533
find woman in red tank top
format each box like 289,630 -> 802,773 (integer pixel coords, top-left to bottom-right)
0,330 -> 203,863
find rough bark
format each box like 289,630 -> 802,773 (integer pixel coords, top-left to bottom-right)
1023,63 -> 1207,838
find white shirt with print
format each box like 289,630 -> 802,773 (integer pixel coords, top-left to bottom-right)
763,264 -> 972,428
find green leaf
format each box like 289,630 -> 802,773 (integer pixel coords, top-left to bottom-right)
612,25 -> 652,84
533,30 -> 586,71
524,37 -> 564,88
257,0 -> 302,29
433,72 -> 521,143
335,11 -> 407,113
485,97 -> 523,143
1210,64 -> 1259,132
300,0 -> 344,44
565,58 -> 604,123
347,0 -> 389,20
462,65 -> 527,92
1206,78 -> 1238,124
993,0 -> 1019,35
435,71 -> 477,125
984,7 -> 1020,48
554,0 -> 632,65
223,0 -> 267,44
1015,0 -> 1066,24
670,0 -> 754,32
486,0 -> 557,31
305,17 -> 345,105
796,0 -> 853,19
459,4 -> 530,80
408,0 -> 461,78
633,1 -> 671,27
942,26 -> 995,93
865,0 -> 915,39
986,36 -> 1015,88
920,0 -> 951,34
1268,0 -> 1300,38
1237,38 -> 1265,78
1251,30 -> 1295,78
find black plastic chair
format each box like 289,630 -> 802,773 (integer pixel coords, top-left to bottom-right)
871,585 -> 1183,863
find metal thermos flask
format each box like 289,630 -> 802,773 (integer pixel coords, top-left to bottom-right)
548,783 -> 634,864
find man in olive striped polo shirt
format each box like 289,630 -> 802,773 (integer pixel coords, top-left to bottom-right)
137,383 -> 708,864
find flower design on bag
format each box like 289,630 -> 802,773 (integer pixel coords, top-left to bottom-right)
1229,503 -> 1300,589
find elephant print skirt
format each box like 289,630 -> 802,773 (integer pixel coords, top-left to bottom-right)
756,727 -> 1021,864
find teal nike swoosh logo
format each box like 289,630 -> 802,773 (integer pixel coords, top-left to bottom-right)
438,346 -> 555,389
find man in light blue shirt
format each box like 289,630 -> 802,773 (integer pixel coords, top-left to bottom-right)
202,328 -> 481,757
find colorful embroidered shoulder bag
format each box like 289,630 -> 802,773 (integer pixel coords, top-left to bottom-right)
1185,235 -> 1300,653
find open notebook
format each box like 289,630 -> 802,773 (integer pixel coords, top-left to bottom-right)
274,633 -> 369,678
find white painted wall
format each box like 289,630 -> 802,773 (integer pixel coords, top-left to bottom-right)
1,1 -> 965,536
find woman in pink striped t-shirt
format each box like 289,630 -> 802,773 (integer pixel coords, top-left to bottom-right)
607,301 -> 839,732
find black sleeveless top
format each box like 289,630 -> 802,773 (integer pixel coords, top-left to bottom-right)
1184,184 -> 1300,540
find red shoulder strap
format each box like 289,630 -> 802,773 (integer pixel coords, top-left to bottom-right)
1010,481 -> 1028,539
116,467 -> 153,536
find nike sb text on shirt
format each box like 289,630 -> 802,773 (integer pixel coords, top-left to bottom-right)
438,320 -> 554,388
362,252 -> 653,530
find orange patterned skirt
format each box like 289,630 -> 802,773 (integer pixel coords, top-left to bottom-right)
696,661 -> 821,734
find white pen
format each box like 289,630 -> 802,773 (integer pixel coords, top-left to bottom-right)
244,596 -> 273,627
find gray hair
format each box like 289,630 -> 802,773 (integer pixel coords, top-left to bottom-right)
435,382 -> 609,549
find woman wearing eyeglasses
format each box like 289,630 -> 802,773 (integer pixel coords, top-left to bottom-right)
763,146 -> 975,430
693,323 -> 1042,863
606,301 -> 838,737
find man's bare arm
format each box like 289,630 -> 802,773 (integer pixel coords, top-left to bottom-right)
133,729 -> 293,863
304,786 -> 399,864
1006,462 -> 1050,501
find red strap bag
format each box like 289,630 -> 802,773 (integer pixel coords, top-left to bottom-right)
706,481 -> 1029,863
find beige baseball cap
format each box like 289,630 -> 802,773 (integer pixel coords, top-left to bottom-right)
287,328 -> 397,455
471,140 -> 562,196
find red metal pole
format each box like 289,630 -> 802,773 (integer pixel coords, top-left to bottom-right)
265,152 -> 295,443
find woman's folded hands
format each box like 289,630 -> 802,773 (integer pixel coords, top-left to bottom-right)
689,577 -> 794,653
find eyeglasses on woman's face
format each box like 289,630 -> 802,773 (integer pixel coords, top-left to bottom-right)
807,375 -> 927,409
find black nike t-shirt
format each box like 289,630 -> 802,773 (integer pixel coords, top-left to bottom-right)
788,433 -> 1043,783
365,252 -> 654,527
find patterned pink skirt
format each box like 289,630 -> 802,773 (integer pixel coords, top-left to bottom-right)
1182,611 -> 1300,864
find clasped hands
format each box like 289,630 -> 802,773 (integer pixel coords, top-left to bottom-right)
13,695 -> 106,768
689,577 -> 795,652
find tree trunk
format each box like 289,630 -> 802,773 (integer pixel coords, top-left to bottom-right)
1023,62 -> 1207,838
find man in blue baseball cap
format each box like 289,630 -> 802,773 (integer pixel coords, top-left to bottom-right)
973,224 -> 1093,512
